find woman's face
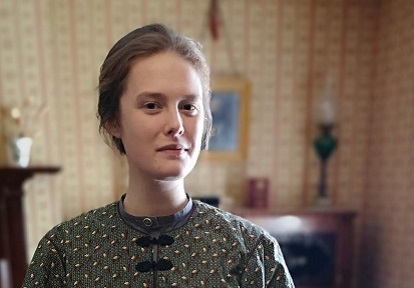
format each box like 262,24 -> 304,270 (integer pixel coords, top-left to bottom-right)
109,51 -> 205,181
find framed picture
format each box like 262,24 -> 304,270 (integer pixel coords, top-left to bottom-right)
201,76 -> 250,161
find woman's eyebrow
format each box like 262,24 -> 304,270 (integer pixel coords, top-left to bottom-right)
136,92 -> 201,101
136,91 -> 166,100
181,94 -> 200,101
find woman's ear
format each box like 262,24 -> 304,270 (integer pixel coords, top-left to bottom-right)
104,119 -> 121,138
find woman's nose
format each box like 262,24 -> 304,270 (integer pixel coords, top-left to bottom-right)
165,109 -> 184,137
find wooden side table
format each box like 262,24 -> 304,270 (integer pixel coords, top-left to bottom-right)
0,166 -> 60,288
232,208 -> 357,288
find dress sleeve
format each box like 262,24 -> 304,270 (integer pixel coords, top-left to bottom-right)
264,235 -> 295,288
22,235 -> 66,288
239,233 -> 295,288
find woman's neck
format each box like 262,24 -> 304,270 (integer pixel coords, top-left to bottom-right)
123,175 -> 188,217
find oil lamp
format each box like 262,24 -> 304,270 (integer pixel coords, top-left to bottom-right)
313,75 -> 338,205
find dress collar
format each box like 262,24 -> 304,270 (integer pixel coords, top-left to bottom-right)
117,194 -> 193,234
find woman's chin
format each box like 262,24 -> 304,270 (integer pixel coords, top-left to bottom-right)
153,167 -> 191,182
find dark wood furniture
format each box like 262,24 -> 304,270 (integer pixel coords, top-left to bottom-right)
0,166 -> 60,288
232,208 -> 357,288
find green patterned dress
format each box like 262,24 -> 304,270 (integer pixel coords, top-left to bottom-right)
23,198 -> 295,287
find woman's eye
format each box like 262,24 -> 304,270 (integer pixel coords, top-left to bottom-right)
182,103 -> 201,116
144,102 -> 159,110
183,104 -> 195,110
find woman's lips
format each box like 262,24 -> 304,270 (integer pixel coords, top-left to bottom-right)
157,144 -> 188,151
157,144 -> 188,157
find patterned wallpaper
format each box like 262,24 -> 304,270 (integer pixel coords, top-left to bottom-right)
360,1 -> 414,287
0,1 -> 412,287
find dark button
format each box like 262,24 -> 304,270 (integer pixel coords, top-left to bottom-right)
136,235 -> 175,247
143,218 -> 153,226
135,259 -> 173,272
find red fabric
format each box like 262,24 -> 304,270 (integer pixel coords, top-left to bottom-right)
209,0 -> 220,40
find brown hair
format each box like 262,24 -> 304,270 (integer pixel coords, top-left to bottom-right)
97,23 -> 212,154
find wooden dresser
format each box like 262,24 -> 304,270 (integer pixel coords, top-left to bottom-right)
232,208 -> 357,288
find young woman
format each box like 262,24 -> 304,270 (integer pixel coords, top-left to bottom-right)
23,23 -> 294,288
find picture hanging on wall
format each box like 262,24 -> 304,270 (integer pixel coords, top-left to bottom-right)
201,76 -> 250,161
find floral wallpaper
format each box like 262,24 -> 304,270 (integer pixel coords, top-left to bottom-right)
0,1 -> 413,287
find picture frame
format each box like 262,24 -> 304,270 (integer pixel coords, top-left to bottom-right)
201,76 -> 250,161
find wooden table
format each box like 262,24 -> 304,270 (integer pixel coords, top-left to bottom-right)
232,207 -> 357,288
0,166 -> 60,288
